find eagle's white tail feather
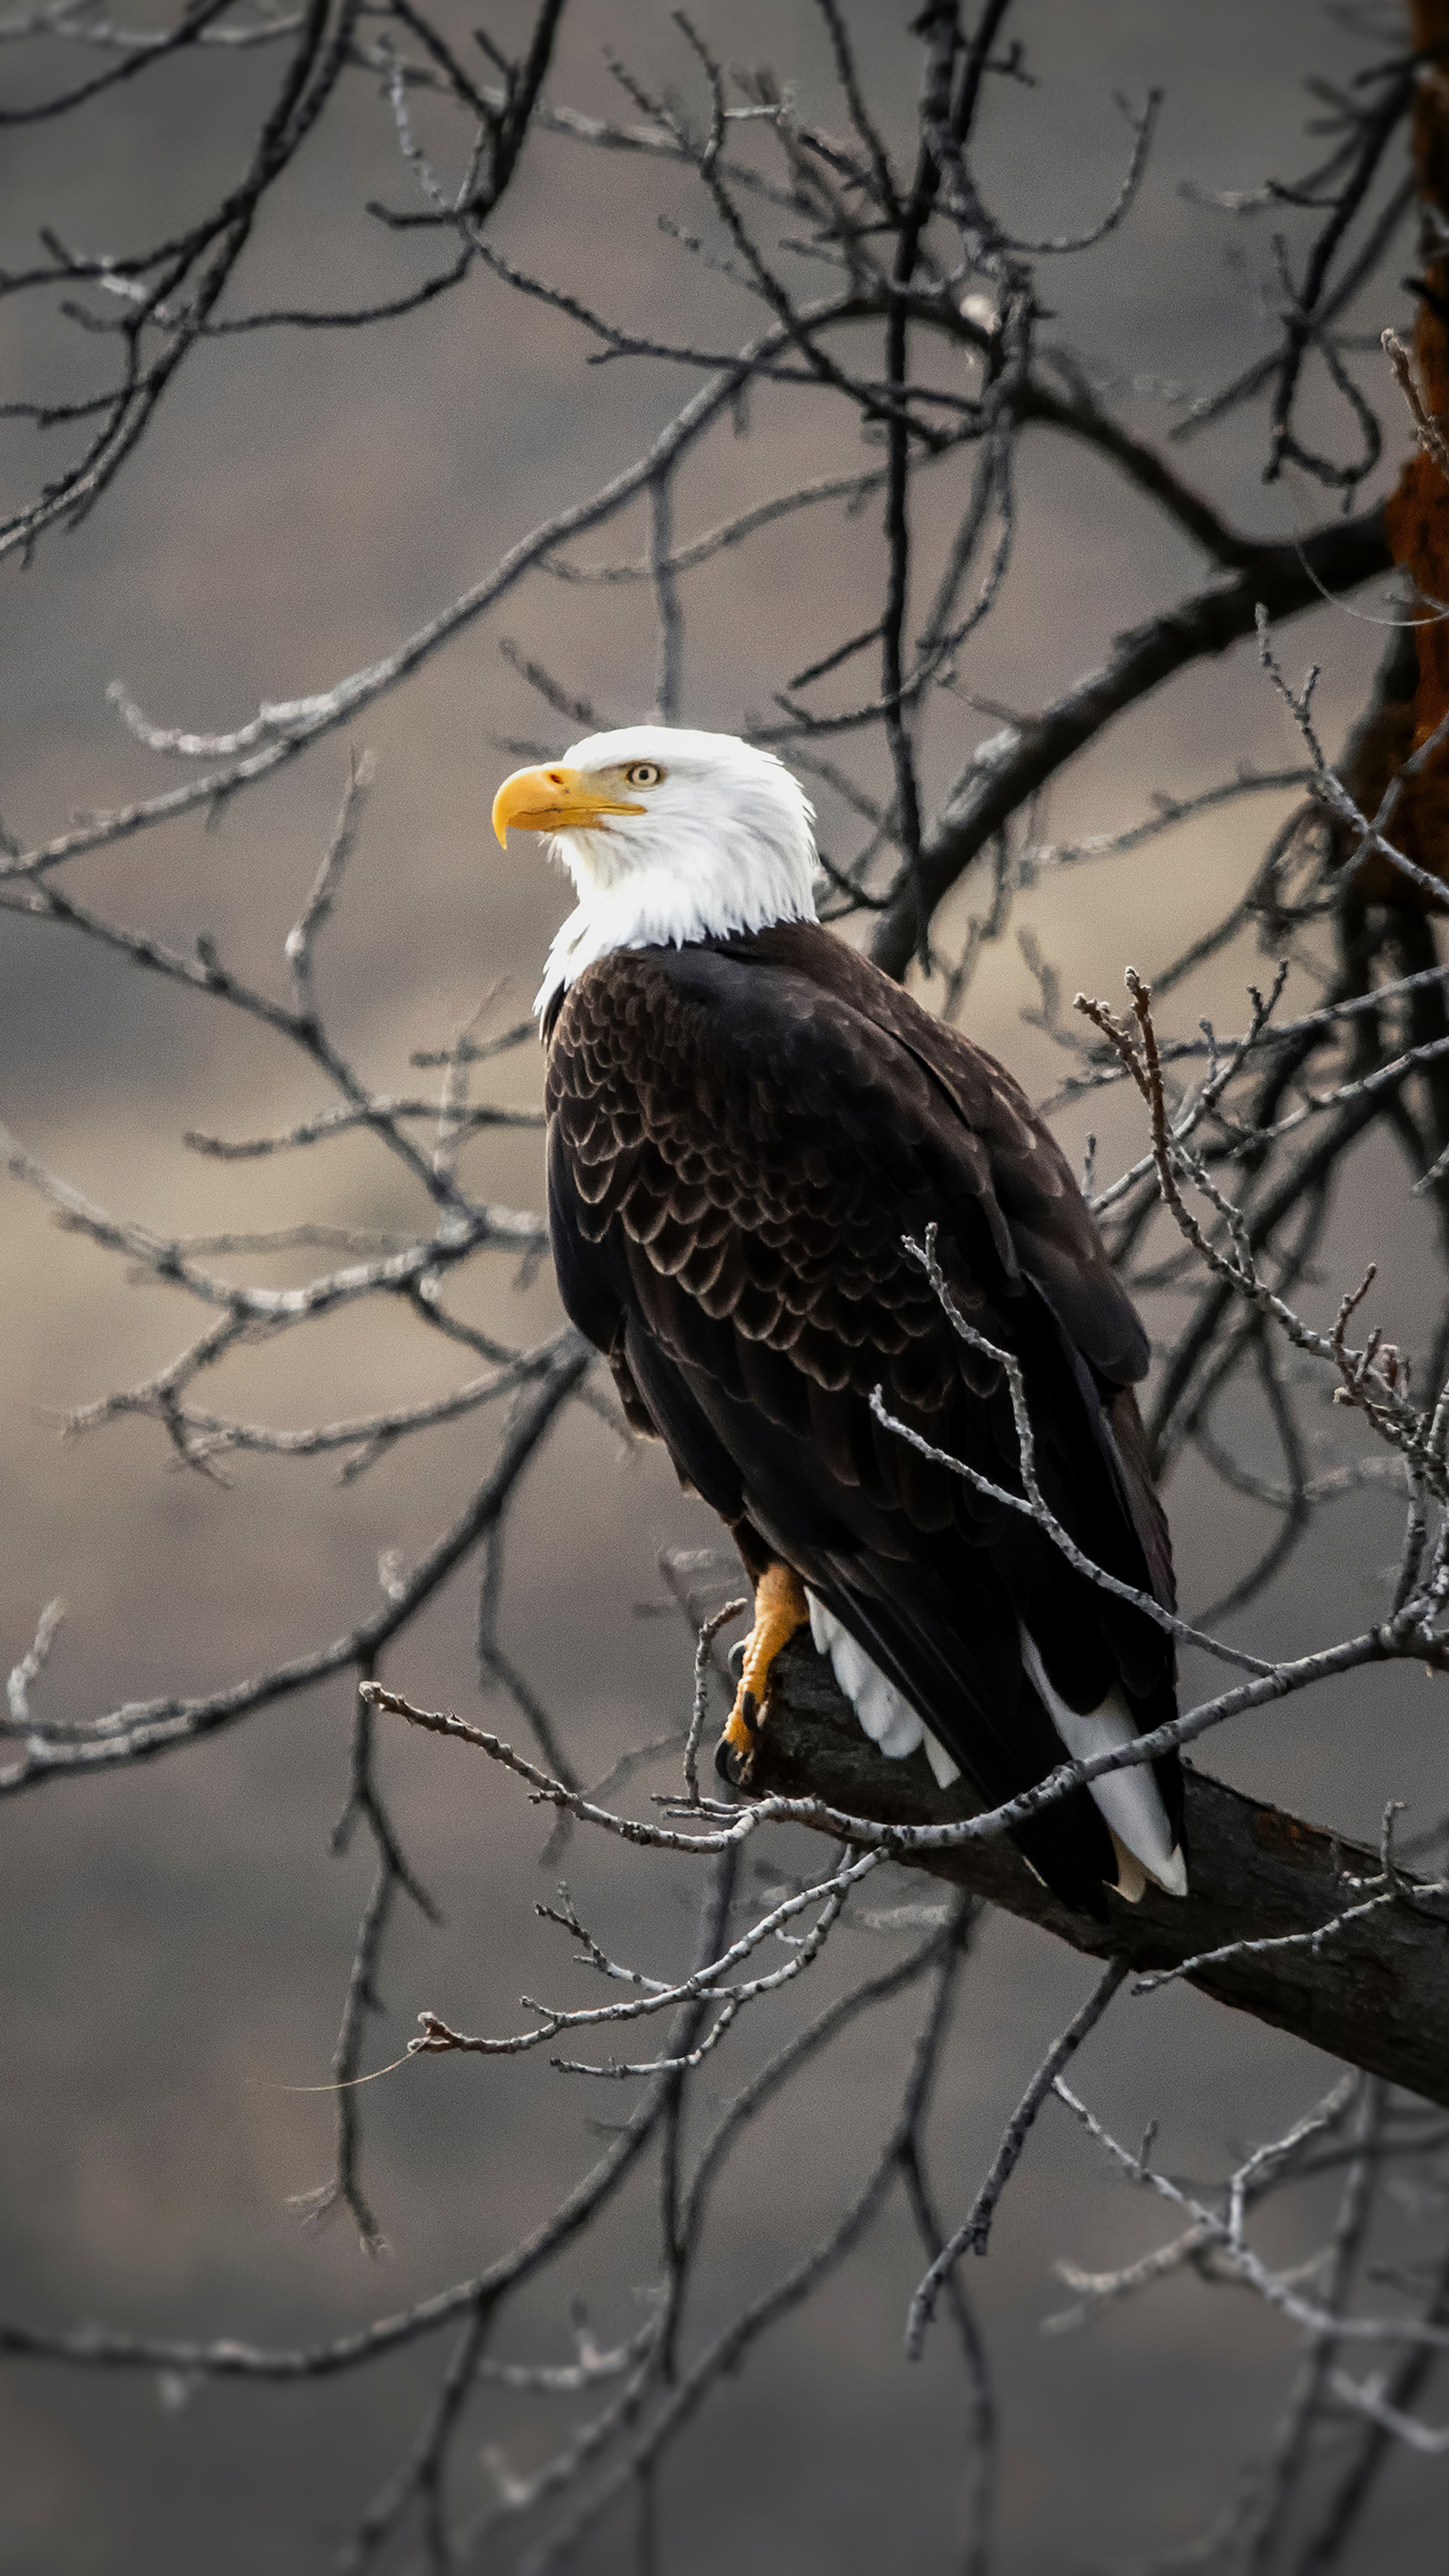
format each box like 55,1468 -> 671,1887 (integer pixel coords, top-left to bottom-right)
804,1595 -> 1185,1896
921,1731 -> 965,1792
806,1597 -> 961,1786
1018,1627 -> 1187,1899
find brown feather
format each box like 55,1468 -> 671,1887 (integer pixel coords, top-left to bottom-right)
543,922 -> 1179,1914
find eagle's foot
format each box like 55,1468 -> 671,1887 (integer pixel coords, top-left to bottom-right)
718,1563 -> 810,1784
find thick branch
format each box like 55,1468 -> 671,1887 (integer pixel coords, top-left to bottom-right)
870,505 -> 1393,979
750,1637 -> 1449,2110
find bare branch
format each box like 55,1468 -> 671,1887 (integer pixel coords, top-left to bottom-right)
904,1956 -> 1128,2355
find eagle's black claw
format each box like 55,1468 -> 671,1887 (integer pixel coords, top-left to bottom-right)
716,1688 -> 759,1788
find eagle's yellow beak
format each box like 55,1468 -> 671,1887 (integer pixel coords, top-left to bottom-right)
492,764 -> 645,845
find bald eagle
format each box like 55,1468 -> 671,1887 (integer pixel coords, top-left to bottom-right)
494,727 -> 1185,1916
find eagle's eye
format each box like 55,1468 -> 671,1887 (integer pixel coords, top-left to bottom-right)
625,761 -> 663,789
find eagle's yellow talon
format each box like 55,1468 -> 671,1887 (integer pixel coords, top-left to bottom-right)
722,1690 -> 757,1759
717,1565 -> 809,1775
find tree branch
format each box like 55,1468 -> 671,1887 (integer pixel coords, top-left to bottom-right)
870,505 -> 1393,979
747,1635 -> 1449,2110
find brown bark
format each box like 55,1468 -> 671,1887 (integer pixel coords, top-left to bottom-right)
747,1636 -> 1449,2110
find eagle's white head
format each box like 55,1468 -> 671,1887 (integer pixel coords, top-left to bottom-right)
492,724 -> 818,1018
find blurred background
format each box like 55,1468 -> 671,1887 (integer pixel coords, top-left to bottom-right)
3,3 -> 1447,2569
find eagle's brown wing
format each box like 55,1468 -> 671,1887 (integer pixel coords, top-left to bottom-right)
545,922 -> 1177,1912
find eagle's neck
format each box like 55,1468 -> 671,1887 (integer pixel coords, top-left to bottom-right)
533,821 -> 818,1020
